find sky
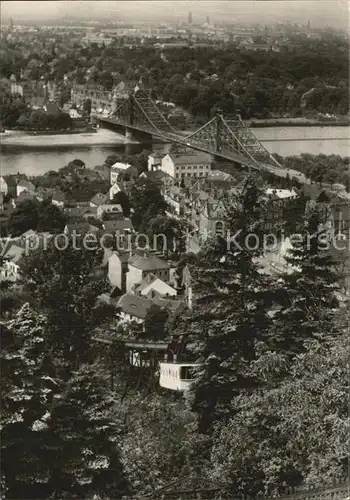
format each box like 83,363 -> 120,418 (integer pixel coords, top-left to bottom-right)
1,0 -> 349,28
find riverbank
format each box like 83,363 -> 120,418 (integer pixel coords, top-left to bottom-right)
247,117 -> 350,128
0,129 -> 128,148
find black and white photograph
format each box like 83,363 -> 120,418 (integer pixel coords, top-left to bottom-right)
0,1 -> 349,499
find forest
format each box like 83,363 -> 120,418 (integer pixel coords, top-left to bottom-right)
1,178 -> 348,499
0,33 -> 348,123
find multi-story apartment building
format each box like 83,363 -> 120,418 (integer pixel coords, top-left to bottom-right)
159,151 -> 212,180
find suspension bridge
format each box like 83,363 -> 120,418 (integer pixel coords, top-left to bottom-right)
95,89 -> 307,183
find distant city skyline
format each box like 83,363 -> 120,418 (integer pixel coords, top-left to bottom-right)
1,1 -> 348,29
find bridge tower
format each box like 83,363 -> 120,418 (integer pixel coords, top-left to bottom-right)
215,111 -> 223,153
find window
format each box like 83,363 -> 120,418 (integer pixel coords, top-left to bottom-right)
215,221 -> 224,237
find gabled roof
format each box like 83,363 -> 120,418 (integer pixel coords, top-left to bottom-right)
111,161 -> 131,169
16,191 -> 36,204
141,170 -> 166,180
90,192 -> 109,206
103,218 -> 133,233
117,293 -> 182,320
265,188 -> 297,200
128,253 -> 170,271
208,170 -> 234,183
65,222 -> 96,234
17,180 -> 35,192
168,151 -> 212,166
117,294 -> 152,320
134,273 -> 177,297
2,243 -> 24,263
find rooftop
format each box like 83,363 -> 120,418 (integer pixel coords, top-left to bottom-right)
168,151 -> 212,166
17,180 -> 35,192
111,162 -> 132,171
117,293 -> 182,320
103,218 -> 133,233
128,252 -> 170,271
90,192 -> 109,206
2,243 -> 25,264
265,188 -> 297,200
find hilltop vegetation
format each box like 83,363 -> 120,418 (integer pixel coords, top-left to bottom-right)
1,34 -> 348,125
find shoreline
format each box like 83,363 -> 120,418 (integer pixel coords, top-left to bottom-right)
0,129 -> 129,148
247,118 -> 349,128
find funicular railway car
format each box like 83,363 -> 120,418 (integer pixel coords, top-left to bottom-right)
93,334 -> 199,392
158,334 -> 199,392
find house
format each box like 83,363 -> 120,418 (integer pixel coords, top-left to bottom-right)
108,250 -> 130,293
163,185 -> 188,217
64,206 -> 98,221
0,176 -> 8,195
94,164 -> 111,181
147,152 -> 164,171
3,176 -> 17,198
117,293 -> 183,323
0,243 -> 25,281
64,222 -> 99,237
133,273 -> 177,298
110,162 -> 138,185
97,204 -> 123,220
265,188 -> 297,229
140,170 -> 173,189
103,218 -> 133,234
17,230 -> 53,251
160,151 -> 212,180
45,101 -> 61,114
117,294 -> 153,323
90,192 -> 109,208
190,190 -> 227,237
12,191 -> 37,208
109,182 -> 122,201
35,187 -> 54,202
52,190 -> 66,208
126,252 -> 170,293
16,180 -> 36,197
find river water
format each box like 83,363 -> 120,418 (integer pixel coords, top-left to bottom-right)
0,126 -> 349,176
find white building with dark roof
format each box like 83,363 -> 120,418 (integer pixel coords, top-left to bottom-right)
117,293 -> 183,323
16,180 -> 35,197
133,273 -> 177,298
126,252 -> 170,293
160,151 -> 212,180
0,243 -> 25,281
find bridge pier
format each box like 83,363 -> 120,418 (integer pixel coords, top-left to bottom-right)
125,127 -> 153,143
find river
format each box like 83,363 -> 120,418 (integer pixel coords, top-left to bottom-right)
0,126 -> 349,176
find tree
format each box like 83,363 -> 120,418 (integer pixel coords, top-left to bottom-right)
130,178 -> 167,232
271,204 -> 340,355
37,200 -> 67,233
133,149 -> 151,175
48,363 -> 131,499
20,241 -> 114,368
120,394 -> 192,496
179,179 -> 274,434
210,316 -> 349,496
1,304 -> 57,499
113,191 -> 131,218
8,199 -> 40,236
1,305 -> 131,499
82,98 -> 92,116
144,305 -> 169,340
147,214 -> 180,256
